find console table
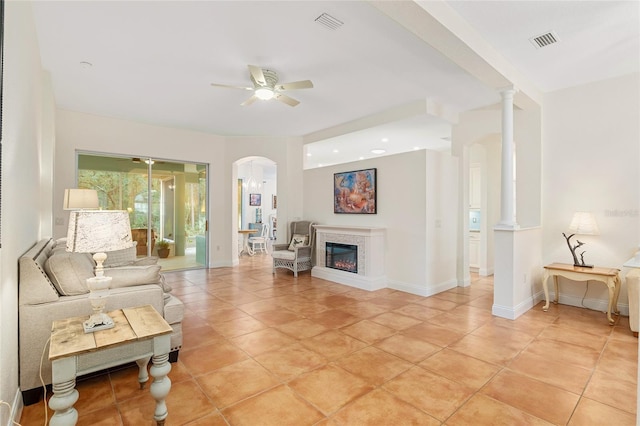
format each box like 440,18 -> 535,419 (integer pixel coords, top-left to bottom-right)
542,263 -> 621,325
48,305 -> 173,426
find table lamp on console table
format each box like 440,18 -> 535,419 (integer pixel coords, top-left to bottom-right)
562,211 -> 599,268
66,209 -> 134,333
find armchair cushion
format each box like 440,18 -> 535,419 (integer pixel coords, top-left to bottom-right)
272,250 -> 296,260
288,234 -> 309,251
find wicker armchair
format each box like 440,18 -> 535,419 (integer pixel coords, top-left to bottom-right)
271,221 -> 316,277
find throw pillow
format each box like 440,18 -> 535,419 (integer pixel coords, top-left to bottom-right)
288,233 -> 309,251
105,264 -> 162,289
102,243 -> 138,267
44,251 -> 95,296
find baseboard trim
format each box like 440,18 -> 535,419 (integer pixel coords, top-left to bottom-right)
551,292 -> 629,316
11,387 -> 23,426
387,279 -> 457,298
492,291 -> 544,320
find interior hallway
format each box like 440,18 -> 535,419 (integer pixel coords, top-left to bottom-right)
21,254 -> 637,425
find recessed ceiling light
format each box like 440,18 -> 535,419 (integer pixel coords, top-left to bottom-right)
332,149 -> 339,153
306,153 -> 312,157
371,149 -> 386,155
381,138 -> 389,143
413,146 -> 420,150
359,157 -> 364,160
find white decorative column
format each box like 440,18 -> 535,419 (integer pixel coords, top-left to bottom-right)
496,87 -> 519,230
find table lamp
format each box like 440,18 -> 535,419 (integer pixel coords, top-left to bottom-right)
66,210 -> 134,332
562,211 -> 599,268
63,188 -> 99,210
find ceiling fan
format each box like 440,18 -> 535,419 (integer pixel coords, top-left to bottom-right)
210,65 -> 313,107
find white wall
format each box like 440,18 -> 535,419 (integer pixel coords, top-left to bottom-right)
303,149 -> 458,295
1,1 -> 55,421
542,72 -> 640,311
54,111 -> 303,268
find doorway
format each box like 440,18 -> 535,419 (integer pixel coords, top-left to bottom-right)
76,152 -> 209,271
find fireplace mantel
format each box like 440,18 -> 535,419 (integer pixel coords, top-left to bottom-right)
312,225 -> 386,291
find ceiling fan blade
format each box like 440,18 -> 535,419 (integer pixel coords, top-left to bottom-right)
241,95 -> 259,106
210,83 -> 253,91
248,65 -> 266,86
274,93 -> 300,107
275,80 -> 314,91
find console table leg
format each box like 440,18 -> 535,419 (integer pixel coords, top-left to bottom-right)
136,357 -> 150,389
150,352 -> 172,426
542,273 -> 550,311
607,283 -> 615,325
49,379 -> 79,426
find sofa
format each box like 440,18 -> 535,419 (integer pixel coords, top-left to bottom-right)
18,238 -> 184,405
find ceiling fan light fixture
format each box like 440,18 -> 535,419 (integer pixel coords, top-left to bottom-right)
255,87 -> 274,100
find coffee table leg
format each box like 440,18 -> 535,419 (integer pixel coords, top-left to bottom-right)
49,357 -> 79,426
150,353 -> 172,426
136,357 -> 150,389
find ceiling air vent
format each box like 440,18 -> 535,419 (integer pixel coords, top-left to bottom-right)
315,13 -> 344,30
529,31 -> 559,49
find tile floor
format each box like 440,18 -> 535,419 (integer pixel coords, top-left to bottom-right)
21,254 -> 638,425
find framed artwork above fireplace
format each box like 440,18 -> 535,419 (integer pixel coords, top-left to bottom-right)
333,168 -> 376,214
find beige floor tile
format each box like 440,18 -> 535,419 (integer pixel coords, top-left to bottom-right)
196,358 -> 280,408
446,394 -> 553,426
222,385 -> 325,426
253,343 -> 327,381
369,312 -> 423,330
482,370 -> 580,425
383,366 -> 475,421
288,364 -> 374,415
299,330 -> 368,360
420,348 -> 501,389
583,369 -> 637,414
374,334 -> 440,363
333,388 -> 440,425
393,303 -> 443,321
230,328 -> 297,356
307,309 -> 360,328
568,397 -> 636,426
274,318 -> 328,339
448,333 -> 528,366
180,341 -> 249,375
251,309 -> 304,326
335,346 -> 412,386
402,321 -> 465,347
523,338 -> 601,369
340,319 -> 396,343
119,379 -> 216,426
508,350 -> 592,394
211,315 -> 268,338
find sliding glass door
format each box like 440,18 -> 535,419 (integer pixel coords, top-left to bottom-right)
76,152 -> 208,271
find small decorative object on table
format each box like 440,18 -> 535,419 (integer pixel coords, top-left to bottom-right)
156,239 -> 170,258
562,211 -> 599,268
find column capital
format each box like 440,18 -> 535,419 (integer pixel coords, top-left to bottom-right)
498,85 -> 518,97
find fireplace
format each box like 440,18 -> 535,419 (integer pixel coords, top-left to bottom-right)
326,242 -> 358,273
313,225 -> 386,291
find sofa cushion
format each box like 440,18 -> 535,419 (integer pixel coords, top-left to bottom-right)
105,264 -> 163,288
102,243 -> 138,267
44,251 -> 95,296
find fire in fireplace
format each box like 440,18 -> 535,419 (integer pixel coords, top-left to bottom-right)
326,242 -> 358,273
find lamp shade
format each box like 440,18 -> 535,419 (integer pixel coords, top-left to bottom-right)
66,210 -> 134,253
63,189 -> 99,210
568,211 -> 600,235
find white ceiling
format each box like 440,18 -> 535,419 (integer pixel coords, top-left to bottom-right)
31,1 -> 639,169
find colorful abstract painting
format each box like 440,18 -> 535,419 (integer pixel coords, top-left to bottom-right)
334,168 -> 376,214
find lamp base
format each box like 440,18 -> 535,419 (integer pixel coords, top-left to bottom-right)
83,313 -> 115,333
574,263 -> 594,269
